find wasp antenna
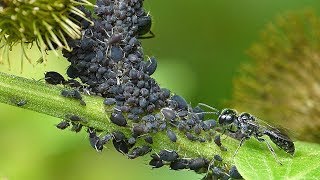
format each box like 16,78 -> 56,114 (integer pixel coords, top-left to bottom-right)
197,103 -> 220,115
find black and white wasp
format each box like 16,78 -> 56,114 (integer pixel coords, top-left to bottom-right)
199,103 -> 295,165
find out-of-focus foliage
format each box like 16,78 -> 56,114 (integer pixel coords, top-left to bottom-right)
2,0 -> 320,179
228,9 -> 320,143
235,140 -> 320,179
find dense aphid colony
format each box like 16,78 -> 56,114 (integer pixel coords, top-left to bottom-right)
51,0 -> 243,179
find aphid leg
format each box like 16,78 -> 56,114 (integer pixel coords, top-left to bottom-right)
257,137 -> 282,165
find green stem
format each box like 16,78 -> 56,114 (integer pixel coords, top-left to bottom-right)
0,71 -> 238,167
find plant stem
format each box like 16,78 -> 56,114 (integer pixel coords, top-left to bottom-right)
0,71 -> 238,165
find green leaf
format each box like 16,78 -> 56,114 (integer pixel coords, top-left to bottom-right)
234,140 -> 320,179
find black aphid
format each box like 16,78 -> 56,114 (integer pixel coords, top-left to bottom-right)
110,111 -> 127,127
137,14 -> 155,39
71,122 -> 83,133
45,71 -> 66,85
64,79 -> 82,88
132,124 -> 147,137
167,129 -> 177,142
161,108 -> 176,121
149,154 -> 164,168
104,98 -> 116,105
144,136 -> 153,144
185,132 -> 198,141
203,119 -> 216,130
110,46 -> 124,62
211,167 -> 226,179
188,158 -> 208,171
128,137 -> 136,145
68,115 -> 81,122
229,166 -> 242,179
66,65 -> 79,79
61,89 -> 86,106
171,95 -> 188,110
214,135 -> 222,147
158,150 -> 179,162
170,159 -> 189,170
112,131 -> 130,154
145,56 -> 157,75
56,120 -> 70,130
214,155 -> 223,162
88,128 -> 102,151
128,145 -> 151,159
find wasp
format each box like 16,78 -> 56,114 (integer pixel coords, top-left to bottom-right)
199,103 -> 295,164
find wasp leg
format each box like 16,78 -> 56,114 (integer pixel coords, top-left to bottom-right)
257,137 -> 283,165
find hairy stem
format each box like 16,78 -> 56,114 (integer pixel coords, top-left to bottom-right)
0,71 -> 238,166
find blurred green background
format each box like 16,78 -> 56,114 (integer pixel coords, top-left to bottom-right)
1,0 -> 320,179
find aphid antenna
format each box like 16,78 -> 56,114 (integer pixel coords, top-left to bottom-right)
197,103 -> 220,115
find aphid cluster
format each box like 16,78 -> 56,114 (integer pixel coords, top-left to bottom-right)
48,0 -> 246,179
149,150 -> 242,180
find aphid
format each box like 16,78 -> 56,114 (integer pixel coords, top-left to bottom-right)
44,71 -> 66,85
132,124 -> 147,137
141,114 -> 156,122
88,128 -> 102,152
104,98 -> 116,105
145,56 -> 157,75
194,124 -> 202,135
158,150 -> 179,162
64,79 -> 82,88
213,155 -> 223,162
128,145 -> 151,159
137,14 -> 155,39
211,167 -> 230,180
110,111 -> 127,127
177,110 -> 189,118
167,129 -> 177,142
188,158 -> 208,171
229,165 -> 242,179
71,122 -> 83,133
67,114 -> 81,122
149,154 -> 164,168
214,135 -> 222,147
110,46 -> 124,62
161,108 -> 176,121
107,33 -> 123,45
128,137 -> 136,145
56,120 -> 70,130
144,136 -> 153,144
185,132 -> 198,141
112,131 -> 129,154
203,119 -> 216,130
170,159 -> 189,170
61,89 -> 86,106
100,134 -> 113,145
66,65 -> 79,79
171,95 -> 188,110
